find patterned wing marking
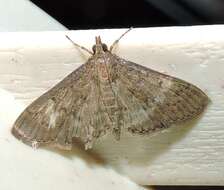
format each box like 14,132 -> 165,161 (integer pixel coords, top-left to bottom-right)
113,55 -> 209,135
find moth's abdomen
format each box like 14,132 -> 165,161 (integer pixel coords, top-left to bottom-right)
100,80 -> 123,140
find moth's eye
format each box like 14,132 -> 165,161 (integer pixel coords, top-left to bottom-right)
92,44 -> 108,53
102,44 -> 108,52
92,45 -> 96,53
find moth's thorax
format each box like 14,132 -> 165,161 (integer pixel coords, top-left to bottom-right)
90,35 -> 112,82
94,53 -> 112,81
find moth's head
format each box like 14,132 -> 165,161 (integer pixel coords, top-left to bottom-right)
92,36 -> 108,54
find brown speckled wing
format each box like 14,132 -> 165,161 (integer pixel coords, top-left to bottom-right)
12,62 -> 97,150
111,54 -> 209,134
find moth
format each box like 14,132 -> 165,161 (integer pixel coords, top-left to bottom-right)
12,29 -> 209,150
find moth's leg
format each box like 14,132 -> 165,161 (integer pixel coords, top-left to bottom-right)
65,35 -> 93,55
109,27 -> 132,52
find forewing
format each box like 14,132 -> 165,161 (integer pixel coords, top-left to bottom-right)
112,55 -> 209,134
12,63 -> 94,149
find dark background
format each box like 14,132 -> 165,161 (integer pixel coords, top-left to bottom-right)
31,0 -> 224,29
30,0 -> 224,189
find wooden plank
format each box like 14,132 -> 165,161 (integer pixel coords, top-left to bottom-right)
0,26 -> 223,186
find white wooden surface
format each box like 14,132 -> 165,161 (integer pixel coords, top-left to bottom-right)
0,25 -> 223,187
